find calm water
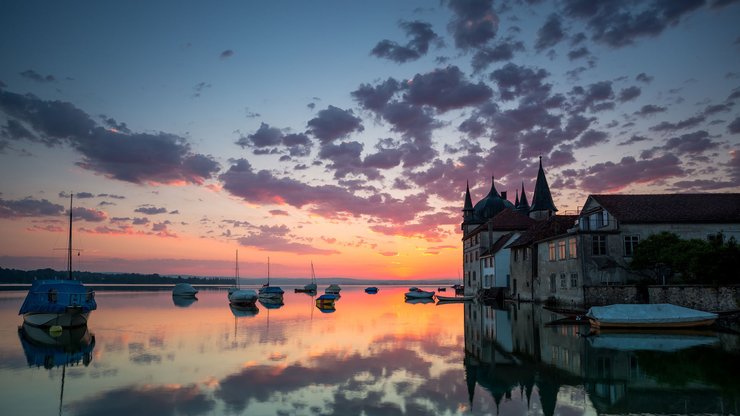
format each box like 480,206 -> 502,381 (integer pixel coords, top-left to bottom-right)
0,286 -> 737,416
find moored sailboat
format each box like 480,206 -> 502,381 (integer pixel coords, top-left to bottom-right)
258,257 -> 284,299
228,249 -> 258,308
18,194 -> 97,328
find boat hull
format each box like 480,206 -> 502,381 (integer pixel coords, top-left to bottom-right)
436,295 -> 474,302
586,303 -> 718,330
404,291 -> 434,299
23,309 -> 90,328
588,317 -> 716,329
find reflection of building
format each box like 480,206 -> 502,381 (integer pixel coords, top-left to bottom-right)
463,301 -> 737,415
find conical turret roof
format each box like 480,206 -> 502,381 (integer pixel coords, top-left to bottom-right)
515,182 -> 530,213
529,157 -> 557,213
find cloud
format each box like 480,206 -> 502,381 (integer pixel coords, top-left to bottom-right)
72,207 -> 107,222
579,154 -> 684,192
618,134 -> 651,146
235,123 -> 312,157
471,40 -> 525,71
191,81 -> 211,98
650,115 -> 706,132
489,63 -> 550,101
237,224 -> 339,255
351,78 -> 402,112
0,197 -> 64,218
618,86 -> 641,102
567,46 -> 590,60
569,81 -> 614,112
220,49 -> 234,59
406,66 -> 493,112
19,69 -> 55,83
728,116 -> 740,134
634,104 -> 667,117
306,105 -> 364,144
636,72 -> 654,83
371,20 -> 440,63
369,212 -> 455,242
67,384 -> 215,416
135,206 -> 167,215
0,90 -> 220,185
447,0 -> 498,50
535,13 -> 566,52
574,129 -> 609,148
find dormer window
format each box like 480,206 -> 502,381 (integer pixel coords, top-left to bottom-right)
580,209 -> 610,230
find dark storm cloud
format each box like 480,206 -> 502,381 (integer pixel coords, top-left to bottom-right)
560,0 -> 709,48
634,104 -> 667,117
447,0 -> 498,50
220,49 -> 234,59
0,90 -> 220,185
489,63 -> 551,101
237,224 -> 339,255
574,129 -> 609,148
471,40 -> 525,72
67,384 -> 215,416
535,13 -> 566,51
219,159 -> 429,223
371,20 -> 440,63
0,197 -> 64,218
306,105 -> 364,144
650,115 -> 706,131
728,116 -> 740,133
19,69 -> 55,83
351,78 -> 402,112
618,86 -> 641,102
134,206 -> 167,215
618,134 -> 651,146
579,154 -> 683,192
405,66 -> 493,112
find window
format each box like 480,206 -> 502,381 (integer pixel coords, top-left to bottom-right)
548,242 -> 556,261
513,249 -> 518,261
560,273 -> 567,289
558,240 -> 566,260
568,238 -> 577,258
592,235 -> 607,255
624,235 -> 639,256
549,274 -> 556,292
570,273 -> 578,288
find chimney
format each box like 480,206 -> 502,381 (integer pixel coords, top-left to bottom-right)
501,191 -> 507,201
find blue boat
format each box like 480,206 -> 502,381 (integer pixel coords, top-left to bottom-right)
18,194 -> 97,327
365,287 -> 379,294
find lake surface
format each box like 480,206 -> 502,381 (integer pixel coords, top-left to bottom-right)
0,286 -> 738,415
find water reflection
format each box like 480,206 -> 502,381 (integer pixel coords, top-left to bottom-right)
171,295 -> 197,308
0,287 -> 737,415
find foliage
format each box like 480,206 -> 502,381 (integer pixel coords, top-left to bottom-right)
0,267 -> 232,285
630,232 -> 739,284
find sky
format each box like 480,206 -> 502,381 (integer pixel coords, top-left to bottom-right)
1,0 -> 739,280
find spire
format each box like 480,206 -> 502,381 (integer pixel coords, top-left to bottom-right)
529,157 -> 557,217
463,181 -> 473,211
486,175 -> 500,198
515,189 -> 520,206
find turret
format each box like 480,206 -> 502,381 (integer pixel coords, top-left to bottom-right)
529,157 -> 557,220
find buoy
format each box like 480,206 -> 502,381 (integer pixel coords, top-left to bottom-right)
49,325 -> 63,336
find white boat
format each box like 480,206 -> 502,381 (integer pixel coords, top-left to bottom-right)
586,303 -> 718,329
258,257 -> 284,299
325,284 -> 341,294
172,283 -> 198,297
18,194 -> 97,328
228,250 -> 258,307
304,262 -> 318,292
436,295 -> 474,302
404,287 -> 434,299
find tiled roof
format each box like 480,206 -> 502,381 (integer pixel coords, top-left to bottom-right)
590,194 -> 740,223
469,208 -> 536,235
482,232 -> 515,256
506,215 -> 578,248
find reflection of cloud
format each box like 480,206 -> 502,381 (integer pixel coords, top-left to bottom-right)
67,384 -> 215,416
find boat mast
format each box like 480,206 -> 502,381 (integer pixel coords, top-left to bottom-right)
267,256 -> 270,286
67,193 -> 73,280
235,249 -> 239,289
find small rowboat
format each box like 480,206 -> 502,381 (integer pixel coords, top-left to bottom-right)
586,304 -> 717,329
436,295 -> 474,302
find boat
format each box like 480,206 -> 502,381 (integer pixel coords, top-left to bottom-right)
325,284 -> 341,295
437,287 -> 446,292
296,261 -> 318,293
316,293 -> 338,304
364,287 -> 379,294
586,303 -> 718,329
172,282 -> 198,297
228,250 -> 258,307
436,294 -> 475,302
405,297 -> 434,305
404,287 -> 434,299
258,257 -> 284,299
18,194 -> 97,328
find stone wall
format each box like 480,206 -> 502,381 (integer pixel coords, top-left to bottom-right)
583,285 -> 740,312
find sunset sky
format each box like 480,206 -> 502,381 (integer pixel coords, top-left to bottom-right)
1,0 -> 739,279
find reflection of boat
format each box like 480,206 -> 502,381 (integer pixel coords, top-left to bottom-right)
258,257 -> 284,299
325,284 -> 341,295
17,323 -> 95,369
259,297 -> 284,309
586,304 -> 718,329
229,304 -> 259,317
405,287 -> 434,299
365,287 -> 378,294
436,295 -> 474,302
316,302 -> 336,313
296,261 -> 318,293
172,283 -> 198,297
587,330 -> 719,352
228,250 -> 258,307
172,295 -> 198,308
18,194 -> 97,328
405,297 -> 435,305
316,293 -> 337,305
